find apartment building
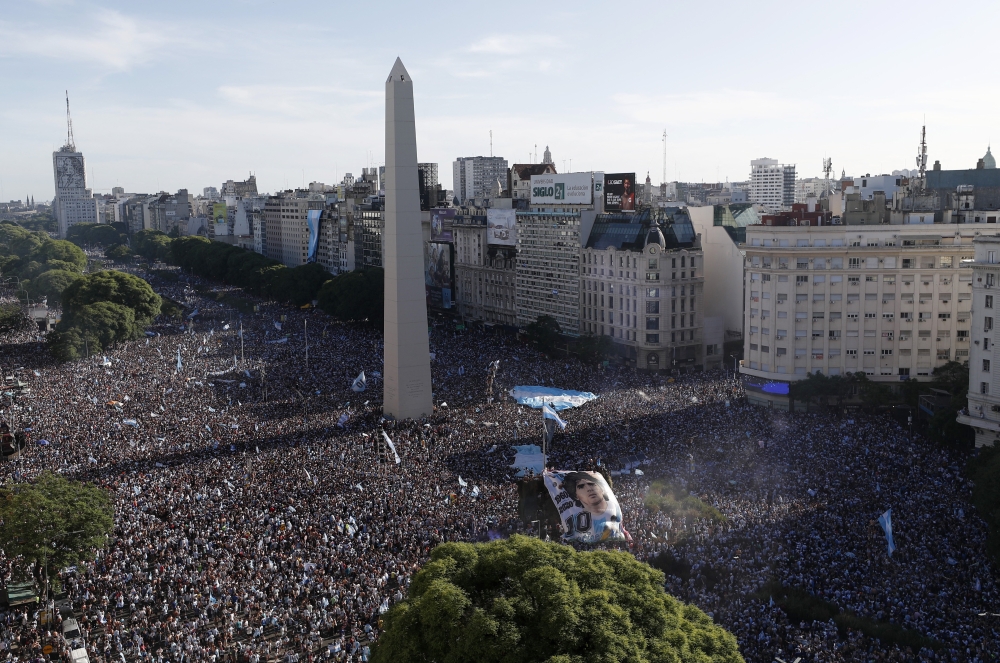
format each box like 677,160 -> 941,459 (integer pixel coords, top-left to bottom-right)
453,213 -> 518,327
515,209 -> 595,332
749,158 -> 796,213
958,234 -> 1000,447
581,207 -> 707,370
262,191 -> 322,267
742,224 -> 974,397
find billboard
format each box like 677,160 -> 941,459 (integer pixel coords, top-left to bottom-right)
425,242 -> 453,309
529,173 -> 593,205
486,208 -> 517,246
604,173 -> 636,212
543,470 -> 626,543
430,208 -> 456,242
306,209 -> 322,263
212,203 -> 229,236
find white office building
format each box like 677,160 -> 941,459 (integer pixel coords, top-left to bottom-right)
453,156 -> 508,204
742,223 -> 975,407
52,146 -> 99,238
958,234 -> 1000,446
749,158 -> 796,213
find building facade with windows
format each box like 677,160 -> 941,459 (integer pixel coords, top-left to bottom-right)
581,208 -> 707,370
749,158 -> 796,213
742,224 -> 975,397
453,213 -> 518,327
515,209 -> 595,332
453,156 -> 509,204
958,234 -> 1000,447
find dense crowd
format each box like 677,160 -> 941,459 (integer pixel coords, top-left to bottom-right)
0,271 -> 995,663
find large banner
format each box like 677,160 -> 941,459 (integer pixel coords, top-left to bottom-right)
530,173 -> 593,205
604,173 -> 636,211
430,208 -> 456,242
306,209 -> 322,263
487,208 -> 516,246
543,470 -> 626,543
425,242 -> 453,309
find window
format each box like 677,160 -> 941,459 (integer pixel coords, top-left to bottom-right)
776,347 -> 786,356
884,276 -> 895,285
985,359 -> 992,372
882,349 -> 893,355
646,333 -> 659,343
849,258 -> 861,269
982,382 -> 990,395
863,349 -> 876,355
938,313 -> 951,320
646,301 -> 659,314
866,275 -> 876,282
646,317 -> 659,330
987,295 -> 994,309
796,275 -> 808,284
865,312 -> 876,318
846,349 -> 858,356
777,294 -> 787,303
848,276 -> 860,284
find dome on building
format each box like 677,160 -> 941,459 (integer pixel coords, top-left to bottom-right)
984,145 -> 996,169
644,224 -> 666,249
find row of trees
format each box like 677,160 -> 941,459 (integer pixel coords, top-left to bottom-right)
47,270 -> 162,361
788,362 -> 972,444
524,315 -> 614,365
0,222 -> 88,306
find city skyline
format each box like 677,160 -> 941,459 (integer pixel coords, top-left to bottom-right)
1,0 -> 999,200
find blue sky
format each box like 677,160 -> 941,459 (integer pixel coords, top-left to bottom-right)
2,0 -> 998,202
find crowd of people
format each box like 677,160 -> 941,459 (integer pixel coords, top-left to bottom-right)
0,269 -> 994,663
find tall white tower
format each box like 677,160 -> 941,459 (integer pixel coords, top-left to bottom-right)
383,58 -> 433,420
52,91 -> 98,237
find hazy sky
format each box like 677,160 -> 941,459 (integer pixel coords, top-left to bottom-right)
2,0 -> 998,201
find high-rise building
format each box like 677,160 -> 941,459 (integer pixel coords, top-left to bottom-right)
581,207 -> 707,370
748,158 -> 796,213
52,95 -> 98,238
222,175 -> 258,198
959,235 -> 1000,447
741,222 -> 974,407
454,208 -> 518,327
452,156 -> 508,204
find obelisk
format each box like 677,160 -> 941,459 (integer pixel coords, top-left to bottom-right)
383,58 -> 433,420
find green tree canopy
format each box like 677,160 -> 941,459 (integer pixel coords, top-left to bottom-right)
317,268 -> 384,322
575,334 -> 613,365
134,230 -> 173,262
265,263 -> 331,306
105,244 -> 133,262
373,536 -> 743,663
62,270 -> 161,325
525,315 -> 562,354
0,472 -> 113,573
25,269 -> 82,306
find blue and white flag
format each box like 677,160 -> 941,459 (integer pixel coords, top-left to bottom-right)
176,348 -> 183,372
542,404 -> 567,430
878,508 -> 896,556
351,371 -> 366,393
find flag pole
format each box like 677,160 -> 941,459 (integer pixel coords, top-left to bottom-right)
304,319 -> 309,371
240,320 -> 244,365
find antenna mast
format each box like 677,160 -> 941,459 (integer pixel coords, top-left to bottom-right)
822,157 -> 833,197
490,130 -> 493,157
662,129 -> 667,186
65,90 -> 76,151
917,123 -> 927,181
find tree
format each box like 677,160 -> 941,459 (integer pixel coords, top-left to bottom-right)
969,444 -> 1000,569
25,269 -> 82,306
0,472 -> 113,581
575,333 -> 613,364
134,230 -> 173,262
0,304 -> 31,335
926,361 -> 973,445
317,268 -> 384,322
372,536 -> 743,663
525,315 -> 562,354
105,244 -> 133,262
62,270 -> 161,325
264,263 -> 331,306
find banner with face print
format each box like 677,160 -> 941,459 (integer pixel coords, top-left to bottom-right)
542,470 -> 626,543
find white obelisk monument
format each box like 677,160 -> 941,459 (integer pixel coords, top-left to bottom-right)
383,58 -> 433,420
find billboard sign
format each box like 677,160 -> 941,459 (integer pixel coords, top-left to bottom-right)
54,155 -> 86,189
424,242 -> 453,309
529,173 -> 593,205
486,208 -> 517,246
604,173 -> 636,211
430,208 -> 456,242
306,209 -> 322,263
543,470 -> 626,543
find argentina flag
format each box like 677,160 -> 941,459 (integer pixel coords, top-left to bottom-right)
878,508 -> 896,557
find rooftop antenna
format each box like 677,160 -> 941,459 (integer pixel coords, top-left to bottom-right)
490,130 -> 493,157
534,143 -> 537,164
662,129 -> 668,185
65,90 -> 76,151
822,157 -> 833,197
916,121 -> 927,183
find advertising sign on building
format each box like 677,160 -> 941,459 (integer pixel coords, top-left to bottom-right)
603,173 -> 636,212
430,208 -> 456,242
593,172 -> 604,207
486,208 -> 517,246
424,242 -> 453,309
529,173 -> 593,205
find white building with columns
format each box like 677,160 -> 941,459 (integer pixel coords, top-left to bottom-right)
958,234 -> 1000,446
